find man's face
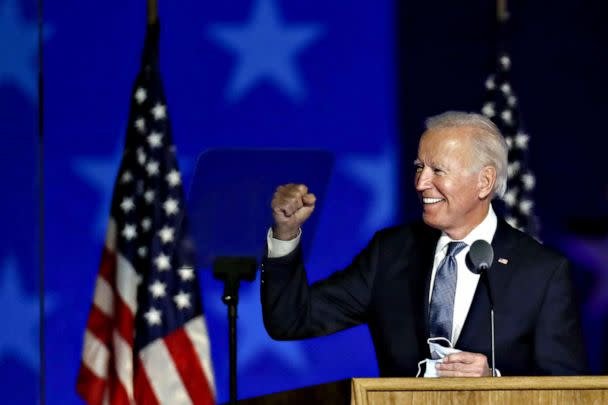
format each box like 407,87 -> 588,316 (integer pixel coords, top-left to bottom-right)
414,127 -> 489,239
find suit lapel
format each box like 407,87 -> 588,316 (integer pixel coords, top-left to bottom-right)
409,225 -> 440,345
457,219 -> 518,348
486,219 -> 519,312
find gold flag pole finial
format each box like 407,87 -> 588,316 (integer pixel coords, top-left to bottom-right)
497,0 -> 509,22
147,0 -> 158,25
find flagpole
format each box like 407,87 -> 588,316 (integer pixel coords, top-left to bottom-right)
497,0 -> 509,22
147,0 -> 158,25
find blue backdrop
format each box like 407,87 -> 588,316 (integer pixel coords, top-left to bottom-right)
0,0 -> 606,403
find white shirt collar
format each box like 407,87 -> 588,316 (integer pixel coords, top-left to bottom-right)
435,205 -> 498,255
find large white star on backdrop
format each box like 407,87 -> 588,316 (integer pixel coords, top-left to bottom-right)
73,143 -> 124,237
208,280 -> 308,372
208,0 -> 323,102
0,256 -> 57,372
73,140 -> 193,238
0,0 -> 53,103
340,143 -> 399,237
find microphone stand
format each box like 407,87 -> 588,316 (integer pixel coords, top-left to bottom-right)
480,270 -> 497,377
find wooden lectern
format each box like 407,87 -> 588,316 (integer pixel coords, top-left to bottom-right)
234,377 -> 608,405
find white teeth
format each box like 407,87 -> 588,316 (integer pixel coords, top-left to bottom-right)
423,197 -> 444,204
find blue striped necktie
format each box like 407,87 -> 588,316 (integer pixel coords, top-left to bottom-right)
429,241 -> 467,341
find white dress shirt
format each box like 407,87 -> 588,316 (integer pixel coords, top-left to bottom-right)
266,206 -> 498,346
428,206 -> 497,344
267,228 -> 301,258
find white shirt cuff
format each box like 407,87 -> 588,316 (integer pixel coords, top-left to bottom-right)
266,228 -> 301,258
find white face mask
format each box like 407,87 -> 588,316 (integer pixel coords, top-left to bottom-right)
416,337 -> 462,378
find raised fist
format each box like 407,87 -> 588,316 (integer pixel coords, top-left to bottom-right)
271,184 -> 316,240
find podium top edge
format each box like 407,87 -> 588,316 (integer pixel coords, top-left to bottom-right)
351,376 -> 608,391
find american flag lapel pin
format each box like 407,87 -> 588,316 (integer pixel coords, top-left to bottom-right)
498,258 -> 509,265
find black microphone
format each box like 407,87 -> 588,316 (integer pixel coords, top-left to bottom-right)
468,240 -> 494,273
466,240 -> 497,377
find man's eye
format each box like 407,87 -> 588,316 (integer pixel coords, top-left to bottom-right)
414,165 -> 423,173
433,168 -> 445,175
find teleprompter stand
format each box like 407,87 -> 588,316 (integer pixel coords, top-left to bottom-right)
187,149 -> 334,404
213,257 -> 257,405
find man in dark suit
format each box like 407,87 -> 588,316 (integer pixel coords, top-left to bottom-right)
261,111 -> 587,377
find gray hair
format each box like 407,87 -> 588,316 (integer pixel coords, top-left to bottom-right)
424,111 -> 508,198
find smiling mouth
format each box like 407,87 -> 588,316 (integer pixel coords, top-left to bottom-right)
422,197 -> 445,205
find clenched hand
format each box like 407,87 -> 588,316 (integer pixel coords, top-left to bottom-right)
271,184 -> 316,240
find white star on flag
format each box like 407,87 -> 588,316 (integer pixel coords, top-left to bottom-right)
500,55 -> 511,69
174,291 -> 191,310
507,161 -> 520,178
178,266 -> 195,281
120,197 -> 135,213
141,217 -> 152,231
134,87 -> 147,104
154,253 -> 171,271
503,189 -> 517,207
146,160 -> 160,176
137,148 -> 147,165
522,173 -> 536,190
122,224 -> 137,241
158,226 -> 175,244
514,132 -> 529,149
147,131 -> 163,148
485,76 -> 496,90
151,103 -> 166,120
519,199 -> 533,215
505,216 -> 519,229
482,102 -> 496,117
500,109 -> 513,125
137,246 -> 148,257
144,307 -> 162,326
500,83 -> 512,94
134,117 -> 146,133
149,280 -> 167,298
144,189 -> 155,203
121,170 -> 133,184
163,198 -> 179,216
166,170 -> 181,187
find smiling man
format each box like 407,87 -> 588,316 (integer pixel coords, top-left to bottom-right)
261,111 -> 587,377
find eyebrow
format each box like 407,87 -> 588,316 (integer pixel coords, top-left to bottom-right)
413,159 -> 449,171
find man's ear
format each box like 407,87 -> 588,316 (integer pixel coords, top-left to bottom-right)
478,166 -> 496,199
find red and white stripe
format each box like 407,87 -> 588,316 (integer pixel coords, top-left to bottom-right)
77,219 -> 216,405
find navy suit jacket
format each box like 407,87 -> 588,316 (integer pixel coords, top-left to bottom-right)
261,219 -> 587,376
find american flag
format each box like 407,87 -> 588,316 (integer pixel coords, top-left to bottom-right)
481,51 -> 540,237
76,23 -> 215,404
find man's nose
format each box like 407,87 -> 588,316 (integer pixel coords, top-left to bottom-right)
415,168 -> 432,191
